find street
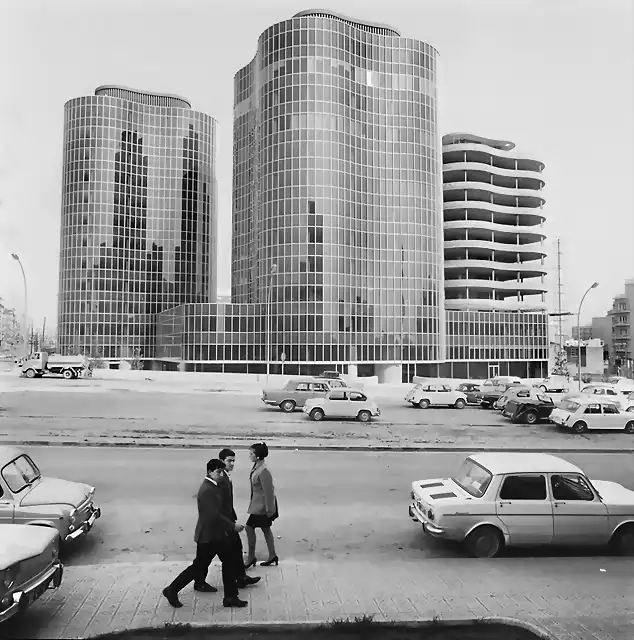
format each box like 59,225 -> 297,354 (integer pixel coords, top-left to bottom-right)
23,446 -> 634,567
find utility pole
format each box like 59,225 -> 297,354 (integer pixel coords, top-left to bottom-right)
42,317 -> 47,352
555,238 -> 564,351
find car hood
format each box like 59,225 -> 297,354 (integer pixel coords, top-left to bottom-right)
591,480 -> 634,505
0,524 -> 57,570
20,477 -> 91,508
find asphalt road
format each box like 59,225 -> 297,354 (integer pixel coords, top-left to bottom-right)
21,446 -> 634,567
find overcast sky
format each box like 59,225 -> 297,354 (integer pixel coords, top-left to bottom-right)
0,0 -> 632,333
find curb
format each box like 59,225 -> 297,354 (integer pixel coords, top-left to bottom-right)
3,439 -> 632,454
89,617 -> 556,640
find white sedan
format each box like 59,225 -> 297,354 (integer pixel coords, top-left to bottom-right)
405,383 -> 467,409
303,389 -> 380,422
550,398 -> 634,433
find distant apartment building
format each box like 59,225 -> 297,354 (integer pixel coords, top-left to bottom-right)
440,133 -> 549,380
57,86 -> 218,359
608,279 -> 633,374
572,325 -> 593,341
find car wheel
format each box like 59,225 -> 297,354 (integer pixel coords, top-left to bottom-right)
524,411 -> 538,425
610,524 -> 634,556
539,385 -> 548,393
310,408 -> 324,422
572,421 -> 588,434
63,369 -> 74,379
454,398 -> 466,409
417,399 -> 430,409
626,407 -> 634,413
625,421 -> 634,434
357,410 -> 371,422
25,368 -> 36,378
280,400 -> 296,413
464,526 -> 503,558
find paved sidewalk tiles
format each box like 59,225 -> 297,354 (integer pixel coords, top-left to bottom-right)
3,557 -> 633,640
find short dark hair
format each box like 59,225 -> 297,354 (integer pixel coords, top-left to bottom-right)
250,442 -> 269,460
219,448 -> 236,460
207,459 -> 226,474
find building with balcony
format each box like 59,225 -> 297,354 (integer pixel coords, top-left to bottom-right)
440,133 -> 549,379
57,86 -> 217,359
608,279 -> 633,374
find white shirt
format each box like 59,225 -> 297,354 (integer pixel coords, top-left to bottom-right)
205,477 -> 218,486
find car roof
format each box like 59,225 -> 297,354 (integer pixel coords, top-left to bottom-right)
469,452 -> 583,475
0,446 -> 26,467
567,393 -> 618,404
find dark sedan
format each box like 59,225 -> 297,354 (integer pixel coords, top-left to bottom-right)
456,382 -> 481,405
502,394 -> 554,425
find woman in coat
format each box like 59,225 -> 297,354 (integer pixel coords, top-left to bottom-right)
244,442 -> 278,567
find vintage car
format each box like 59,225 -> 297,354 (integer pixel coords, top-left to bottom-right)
534,375 -> 571,394
475,378 -> 522,408
494,385 -> 537,410
261,377 -> 343,412
456,383 -> 481,405
608,377 -> 634,395
565,384 -> 624,409
409,452 -> 634,558
0,524 -> 63,622
502,394 -> 554,424
0,446 -> 101,543
404,383 -> 467,409
303,389 -> 380,422
549,398 -> 634,434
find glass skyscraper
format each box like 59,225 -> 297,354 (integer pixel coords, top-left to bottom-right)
58,86 -> 217,359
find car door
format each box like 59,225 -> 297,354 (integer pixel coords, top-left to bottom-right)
349,391 -> 369,416
550,474 -> 610,546
0,483 -> 15,524
325,390 -> 348,417
495,474 -> 554,545
582,403 -> 602,429
421,384 -> 437,405
437,385 -> 452,405
309,382 -> 329,400
293,382 -> 311,406
600,402 -> 623,428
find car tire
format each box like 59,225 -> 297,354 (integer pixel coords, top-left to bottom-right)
25,368 -> 36,379
625,421 -> 634,434
610,524 -> 634,556
357,410 -> 371,422
464,526 -> 504,558
280,400 -> 296,413
63,369 -> 74,379
524,411 -> 538,425
572,421 -> 588,434
310,408 -> 324,422
454,398 -> 466,409
417,399 -> 430,409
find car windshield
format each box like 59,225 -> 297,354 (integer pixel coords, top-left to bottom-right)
559,400 -> 580,412
451,458 -> 493,498
537,394 -> 552,403
2,455 -> 41,493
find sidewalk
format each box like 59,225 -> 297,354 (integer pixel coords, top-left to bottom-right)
4,557 -> 633,640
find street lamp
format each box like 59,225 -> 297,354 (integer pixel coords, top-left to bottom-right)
10,253 -> 29,360
265,262 -> 278,384
577,281 -> 599,391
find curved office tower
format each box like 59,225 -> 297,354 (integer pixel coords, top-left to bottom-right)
231,10 -> 444,381
58,86 -> 217,359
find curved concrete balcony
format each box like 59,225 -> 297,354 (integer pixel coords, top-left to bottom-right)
444,201 -> 546,224
444,219 -> 546,241
444,164 -> 544,191
444,258 -> 547,278
442,143 -> 545,172
445,298 -> 548,312
443,161 -> 544,182
444,182 -> 546,206
444,240 -> 546,259
444,279 -> 547,295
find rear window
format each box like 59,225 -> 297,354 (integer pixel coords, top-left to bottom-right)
452,458 -> 493,498
558,400 -> 580,412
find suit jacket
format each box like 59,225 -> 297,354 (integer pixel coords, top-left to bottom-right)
247,461 -> 276,516
218,470 -> 237,522
193,478 -> 235,544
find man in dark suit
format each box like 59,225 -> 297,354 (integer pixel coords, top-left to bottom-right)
162,459 -> 247,609
218,448 -> 260,588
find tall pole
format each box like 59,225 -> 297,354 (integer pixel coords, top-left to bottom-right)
556,238 -> 564,352
11,253 -> 28,360
265,263 -> 278,385
577,282 -> 599,391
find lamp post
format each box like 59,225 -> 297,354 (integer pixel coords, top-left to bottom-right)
10,253 -> 29,360
577,281 -> 599,391
265,262 -> 278,384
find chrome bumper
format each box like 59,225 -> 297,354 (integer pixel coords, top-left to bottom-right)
0,562 -> 63,622
408,504 -> 446,537
65,506 -> 101,541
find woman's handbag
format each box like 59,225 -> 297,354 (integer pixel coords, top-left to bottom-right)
270,497 -> 279,522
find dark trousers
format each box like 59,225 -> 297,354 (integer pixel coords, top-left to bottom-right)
211,531 -> 246,579
169,539 -> 238,597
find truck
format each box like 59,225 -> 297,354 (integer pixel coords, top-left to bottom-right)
20,352 -> 90,379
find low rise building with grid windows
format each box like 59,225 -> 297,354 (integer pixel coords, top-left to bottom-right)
58,86 -> 217,359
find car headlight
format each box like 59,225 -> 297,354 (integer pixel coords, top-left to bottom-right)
427,509 -> 434,521
1,565 -> 19,590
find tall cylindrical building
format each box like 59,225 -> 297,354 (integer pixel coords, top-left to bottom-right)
231,10 -> 444,381
58,86 -> 217,359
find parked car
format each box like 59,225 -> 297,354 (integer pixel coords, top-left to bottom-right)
608,377 -> 634,395
0,446 -> 101,543
456,383 -> 481,405
534,376 -> 571,394
550,398 -> 634,434
261,378 -> 339,412
475,378 -> 521,408
409,452 -> 634,558
0,524 -> 63,622
494,385 -> 536,410
405,383 -> 467,409
574,384 -> 625,409
319,371 -> 341,380
303,389 -> 380,422
502,394 -> 555,424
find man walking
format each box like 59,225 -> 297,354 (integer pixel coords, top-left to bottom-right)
218,448 -> 261,588
162,459 -> 247,608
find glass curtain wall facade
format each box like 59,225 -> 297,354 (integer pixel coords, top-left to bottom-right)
227,10 -> 444,380
58,86 -> 217,359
